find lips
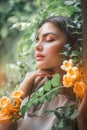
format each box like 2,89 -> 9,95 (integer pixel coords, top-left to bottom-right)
35,53 -> 45,61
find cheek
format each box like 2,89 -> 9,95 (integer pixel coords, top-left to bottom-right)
47,43 -> 65,56
48,49 -> 58,58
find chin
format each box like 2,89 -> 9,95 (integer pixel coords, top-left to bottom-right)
36,63 -> 48,70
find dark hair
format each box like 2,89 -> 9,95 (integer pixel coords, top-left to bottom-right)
38,16 -> 81,48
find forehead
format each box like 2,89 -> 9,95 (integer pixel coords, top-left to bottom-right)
38,22 -> 64,37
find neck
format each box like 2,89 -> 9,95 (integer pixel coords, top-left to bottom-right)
49,66 -> 65,77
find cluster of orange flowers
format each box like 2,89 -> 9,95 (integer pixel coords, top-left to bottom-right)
61,59 -> 86,99
0,90 -> 24,123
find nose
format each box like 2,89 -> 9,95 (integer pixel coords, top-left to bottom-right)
35,41 -> 43,51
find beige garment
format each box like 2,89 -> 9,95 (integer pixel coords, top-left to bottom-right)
17,77 -> 75,130
17,94 -> 74,130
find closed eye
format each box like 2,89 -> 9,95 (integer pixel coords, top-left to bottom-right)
46,39 -> 55,42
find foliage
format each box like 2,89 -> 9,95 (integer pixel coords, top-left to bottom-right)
0,0 -> 82,112
0,0 -> 83,129
0,0 -> 39,39
0,0 -> 41,95
15,0 -> 82,78
0,0 -> 40,63
0,0 -> 82,94
62,43 -> 82,65
21,74 -> 61,116
46,105 -> 78,129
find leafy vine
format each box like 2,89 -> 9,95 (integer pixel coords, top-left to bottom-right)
21,74 -> 61,116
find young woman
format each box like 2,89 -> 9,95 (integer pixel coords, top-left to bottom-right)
0,16 -> 87,130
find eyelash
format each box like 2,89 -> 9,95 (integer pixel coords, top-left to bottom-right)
46,39 -> 54,42
35,38 -> 54,44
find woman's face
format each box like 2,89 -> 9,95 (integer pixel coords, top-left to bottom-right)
35,22 -> 67,72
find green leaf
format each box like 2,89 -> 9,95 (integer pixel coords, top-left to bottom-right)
52,74 -> 60,87
31,92 -> 38,98
40,96 -> 46,103
70,109 -> 79,119
32,99 -> 39,106
64,1 -> 74,6
36,91 -> 44,97
27,100 -> 33,109
21,105 -> 27,116
58,119 -> 64,128
1,26 -> 8,38
61,51 -> 69,56
64,107 -> 71,117
46,93 -> 52,101
54,111 -> 61,119
43,80 -> 51,91
64,43 -> 71,50
10,23 -> 21,29
53,88 -> 60,96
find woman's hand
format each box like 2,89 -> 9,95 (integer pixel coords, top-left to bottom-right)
19,69 -> 54,98
0,121 -> 16,130
77,88 -> 87,130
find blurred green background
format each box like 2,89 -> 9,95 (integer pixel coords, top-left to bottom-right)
0,0 -> 82,97
0,0 -> 42,96
0,0 -> 40,64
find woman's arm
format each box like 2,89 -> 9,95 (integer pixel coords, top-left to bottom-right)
0,121 -> 17,130
77,90 -> 87,130
19,70 -> 53,98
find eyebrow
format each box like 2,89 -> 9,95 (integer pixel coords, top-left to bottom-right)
42,32 -> 57,37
